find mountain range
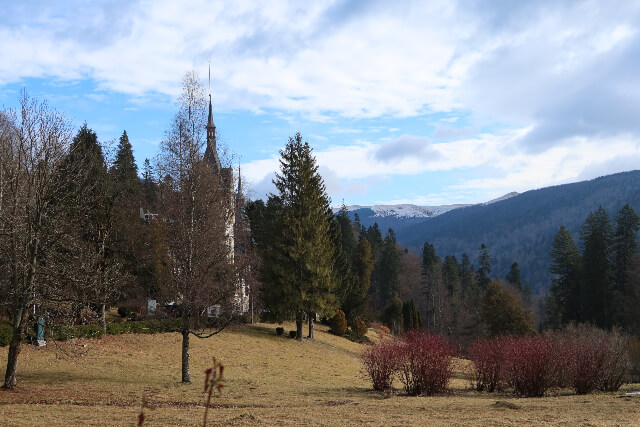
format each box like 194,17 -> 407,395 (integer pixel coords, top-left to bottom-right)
345,171 -> 640,294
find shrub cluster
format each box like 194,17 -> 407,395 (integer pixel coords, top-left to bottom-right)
468,337 -> 505,392
276,327 -> 284,336
50,318 -> 183,341
331,310 -> 347,336
469,326 -> 631,397
362,339 -> 399,391
352,317 -> 368,336
501,336 -> 559,397
397,331 -> 455,395
361,331 -> 455,396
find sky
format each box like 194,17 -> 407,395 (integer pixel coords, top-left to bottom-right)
1,0 -> 639,206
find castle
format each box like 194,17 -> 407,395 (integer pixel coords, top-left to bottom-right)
203,91 -> 249,314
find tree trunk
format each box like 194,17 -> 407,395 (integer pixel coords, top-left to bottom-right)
308,311 -> 314,339
296,312 -> 303,342
98,303 -> 106,335
181,330 -> 190,382
3,308 -> 25,389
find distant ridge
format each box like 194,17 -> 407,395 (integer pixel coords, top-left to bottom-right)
393,170 -> 640,293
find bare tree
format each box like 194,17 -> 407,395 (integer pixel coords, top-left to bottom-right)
0,91 -> 74,389
156,71 -> 238,383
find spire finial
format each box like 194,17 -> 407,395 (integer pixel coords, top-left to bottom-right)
208,60 -> 211,95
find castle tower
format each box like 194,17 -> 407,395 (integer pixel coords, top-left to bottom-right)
203,94 -> 222,173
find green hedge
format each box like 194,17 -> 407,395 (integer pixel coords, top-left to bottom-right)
0,318 -> 184,345
0,324 -> 12,347
53,318 -> 182,341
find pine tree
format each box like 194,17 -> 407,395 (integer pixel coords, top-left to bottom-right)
442,255 -> 460,297
402,299 -> 421,332
580,206 -> 613,328
459,252 -> 476,300
548,225 -> 583,326
382,294 -> 403,333
343,236 -> 373,322
378,229 -> 400,309
365,222 -> 385,312
330,214 -> 352,316
612,204 -> 640,328
58,124 -> 128,332
266,132 -> 336,340
336,203 -> 356,258
112,130 -> 140,196
110,130 -> 143,300
421,241 -> 443,332
476,243 -> 491,289
505,262 -> 522,291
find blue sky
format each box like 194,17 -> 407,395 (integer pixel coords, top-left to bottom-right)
1,0 -> 639,206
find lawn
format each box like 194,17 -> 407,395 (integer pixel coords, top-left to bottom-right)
1,322 -> 639,426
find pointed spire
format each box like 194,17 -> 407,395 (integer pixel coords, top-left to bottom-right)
237,163 -> 242,196
204,61 -> 221,172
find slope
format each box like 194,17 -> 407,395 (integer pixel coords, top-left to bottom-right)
394,170 -> 640,293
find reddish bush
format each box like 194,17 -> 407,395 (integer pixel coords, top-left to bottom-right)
361,339 -> 399,391
469,337 -> 506,392
551,325 -> 630,394
557,335 -> 606,395
596,328 -> 630,392
396,331 -> 455,396
501,336 -> 559,397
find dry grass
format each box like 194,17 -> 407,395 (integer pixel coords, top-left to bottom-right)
1,322 -> 639,426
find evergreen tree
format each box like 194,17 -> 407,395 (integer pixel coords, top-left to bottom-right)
505,262 -> 522,291
343,236 -> 373,322
442,255 -> 460,297
110,130 -> 143,300
580,206 -> 613,328
378,229 -> 400,309
548,225 -> 583,326
459,252 -> 476,300
476,243 -> 491,289
612,204 -> 640,328
402,299 -> 421,331
112,130 -> 139,195
421,241 -> 442,332
330,215 -> 352,314
382,294 -> 403,333
264,132 -> 336,340
58,124 -> 127,332
365,222 -> 385,312
336,203 -> 356,258
141,158 -> 158,208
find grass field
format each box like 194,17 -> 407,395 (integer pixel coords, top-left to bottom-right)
1,322 -> 639,426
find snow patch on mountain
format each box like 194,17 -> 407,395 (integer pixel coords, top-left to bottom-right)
339,192 -> 520,219
484,192 -> 520,205
346,203 -> 470,219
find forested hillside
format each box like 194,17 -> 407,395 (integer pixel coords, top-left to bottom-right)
391,171 -> 640,293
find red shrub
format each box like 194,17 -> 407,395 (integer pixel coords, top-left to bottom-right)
501,336 -> 559,397
396,331 -> 455,396
594,328 -> 630,392
361,339 -> 399,391
561,335 -> 606,394
469,337 -> 506,392
550,325 -> 631,394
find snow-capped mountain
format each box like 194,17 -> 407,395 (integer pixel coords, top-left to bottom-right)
336,192 -> 520,234
337,192 -> 520,220
345,203 -> 470,219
